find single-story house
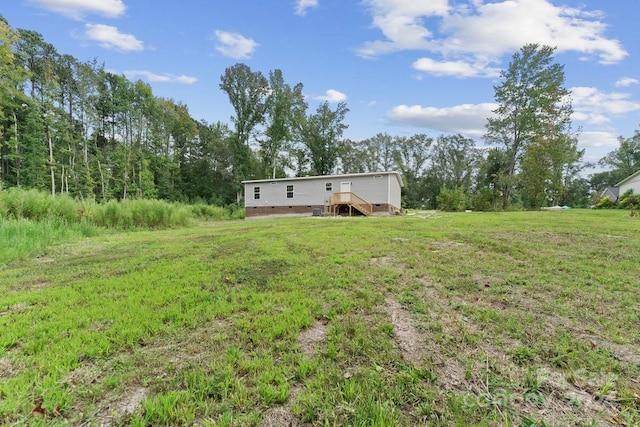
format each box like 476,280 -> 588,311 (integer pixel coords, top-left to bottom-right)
599,186 -> 620,203
616,169 -> 640,195
242,171 -> 403,218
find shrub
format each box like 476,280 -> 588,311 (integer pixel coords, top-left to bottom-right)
594,196 -> 615,209
436,187 -> 467,212
618,190 -> 639,210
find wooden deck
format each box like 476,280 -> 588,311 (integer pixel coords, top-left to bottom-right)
328,192 -> 372,216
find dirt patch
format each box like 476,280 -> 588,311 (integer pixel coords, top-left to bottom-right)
14,278 -> 52,291
297,320 -> 327,358
369,255 -> 394,266
382,296 -> 426,365
258,384 -> 302,427
259,406 -> 299,427
88,319 -> 114,332
0,302 -> 31,316
0,357 -> 15,377
117,387 -> 148,416
94,387 -> 148,425
429,241 -> 470,251
65,362 -> 101,387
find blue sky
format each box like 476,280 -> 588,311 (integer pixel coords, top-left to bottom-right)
3,0 -> 640,168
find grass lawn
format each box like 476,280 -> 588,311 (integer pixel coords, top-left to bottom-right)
1,210 -> 639,426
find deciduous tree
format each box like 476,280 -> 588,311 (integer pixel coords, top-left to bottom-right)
300,101 -> 349,176
261,69 -> 306,178
485,44 -> 576,209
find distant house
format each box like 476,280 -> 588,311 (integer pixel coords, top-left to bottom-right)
242,171 -> 403,218
616,169 -> 640,195
599,187 -> 620,203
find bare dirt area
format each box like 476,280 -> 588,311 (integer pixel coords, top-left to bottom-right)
382,296 -> 426,365
0,301 -> 31,316
258,385 -> 302,427
259,405 -> 299,427
297,319 -> 327,358
92,387 -> 148,426
0,357 -> 16,377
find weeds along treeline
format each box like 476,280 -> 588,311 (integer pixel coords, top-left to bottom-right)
0,188 -> 243,263
0,188 -> 243,228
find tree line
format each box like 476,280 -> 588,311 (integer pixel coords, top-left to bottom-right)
1,15 -> 637,210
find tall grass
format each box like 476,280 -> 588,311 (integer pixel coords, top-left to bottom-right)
190,203 -> 245,221
0,218 -> 99,265
0,188 -> 80,223
0,188 -> 243,264
0,188 -> 242,227
88,199 -> 192,229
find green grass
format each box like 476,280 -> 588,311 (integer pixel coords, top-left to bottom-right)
0,210 -> 639,426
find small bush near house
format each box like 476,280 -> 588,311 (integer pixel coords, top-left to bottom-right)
618,190 -> 639,210
594,196 -> 615,209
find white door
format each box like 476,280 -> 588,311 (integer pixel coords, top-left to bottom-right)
340,181 -> 351,202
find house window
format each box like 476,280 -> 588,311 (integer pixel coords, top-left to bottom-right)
325,182 -> 332,192
254,186 -> 260,200
286,184 -> 294,199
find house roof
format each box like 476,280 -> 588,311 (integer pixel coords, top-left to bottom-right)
615,169 -> 640,186
242,171 -> 404,187
599,187 -> 619,202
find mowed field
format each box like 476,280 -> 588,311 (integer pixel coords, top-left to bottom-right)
0,210 -> 639,426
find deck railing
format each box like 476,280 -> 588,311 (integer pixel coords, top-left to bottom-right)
330,192 -> 372,216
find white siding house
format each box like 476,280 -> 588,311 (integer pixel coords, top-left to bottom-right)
616,170 -> 640,195
243,171 -> 403,218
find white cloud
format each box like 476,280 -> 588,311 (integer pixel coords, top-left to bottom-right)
314,89 -> 347,103
386,102 -> 497,138
577,131 -> 620,149
412,57 -> 500,78
571,86 -> 640,124
295,0 -> 318,16
358,0 -> 448,57
214,30 -> 258,59
615,77 -> 639,88
123,70 -> 197,84
359,0 -> 626,77
85,24 -> 144,52
28,0 -> 125,19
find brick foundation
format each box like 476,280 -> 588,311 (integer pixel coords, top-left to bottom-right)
245,203 -> 398,218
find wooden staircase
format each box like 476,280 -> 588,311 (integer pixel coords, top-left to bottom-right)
329,192 -> 373,216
